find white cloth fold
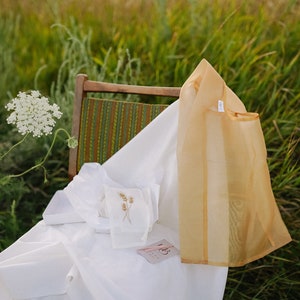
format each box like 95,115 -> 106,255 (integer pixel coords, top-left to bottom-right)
43,190 -> 83,225
0,223 -> 73,299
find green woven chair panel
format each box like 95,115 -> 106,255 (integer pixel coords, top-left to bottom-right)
77,98 -> 168,172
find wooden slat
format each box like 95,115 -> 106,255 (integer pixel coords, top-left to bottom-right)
84,80 -> 181,98
69,74 -> 88,180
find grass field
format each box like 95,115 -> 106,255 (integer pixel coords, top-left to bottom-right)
0,0 -> 299,298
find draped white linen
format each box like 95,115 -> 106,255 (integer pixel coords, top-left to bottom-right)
0,100 -> 228,300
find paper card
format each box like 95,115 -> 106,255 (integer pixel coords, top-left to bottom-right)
137,239 -> 179,264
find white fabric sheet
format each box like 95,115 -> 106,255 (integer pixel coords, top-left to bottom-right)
0,100 -> 228,299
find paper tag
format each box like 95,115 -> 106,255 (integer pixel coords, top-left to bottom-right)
137,239 -> 179,264
218,100 -> 225,112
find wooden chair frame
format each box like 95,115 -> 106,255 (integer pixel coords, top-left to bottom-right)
68,74 -> 181,179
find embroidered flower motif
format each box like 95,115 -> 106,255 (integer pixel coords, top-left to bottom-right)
119,192 -> 134,223
5,90 -> 62,137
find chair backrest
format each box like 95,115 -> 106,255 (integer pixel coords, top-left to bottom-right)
68,74 -> 181,179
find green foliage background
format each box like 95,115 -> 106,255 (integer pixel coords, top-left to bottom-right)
0,0 -> 299,299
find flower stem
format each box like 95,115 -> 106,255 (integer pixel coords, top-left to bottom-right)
7,128 -> 71,180
0,133 -> 29,160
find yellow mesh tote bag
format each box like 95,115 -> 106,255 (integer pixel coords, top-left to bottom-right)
177,59 -> 291,267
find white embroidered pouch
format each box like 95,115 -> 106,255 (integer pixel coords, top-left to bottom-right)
103,185 -> 159,248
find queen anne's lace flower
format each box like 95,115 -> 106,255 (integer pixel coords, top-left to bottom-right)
5,90 -> 62,137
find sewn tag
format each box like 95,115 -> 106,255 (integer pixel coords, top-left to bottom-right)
137,239 -> 179,264
218,100 -> 225,112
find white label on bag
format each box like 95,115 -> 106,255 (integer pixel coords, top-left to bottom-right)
218,100 -> 225,112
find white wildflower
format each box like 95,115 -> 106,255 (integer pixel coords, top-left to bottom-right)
5,90 -> 62,137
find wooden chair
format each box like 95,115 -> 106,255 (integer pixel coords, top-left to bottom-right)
68,74 -> 181,179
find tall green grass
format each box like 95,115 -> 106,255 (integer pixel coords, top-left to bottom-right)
0,0 -> 299,298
